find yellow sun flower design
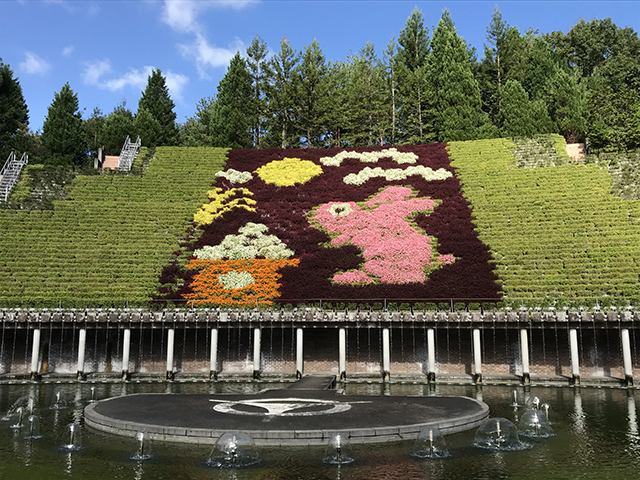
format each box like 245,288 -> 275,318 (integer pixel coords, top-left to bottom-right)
255,157 -> 323,186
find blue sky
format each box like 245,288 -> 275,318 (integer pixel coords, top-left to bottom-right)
1,0 -> 638,132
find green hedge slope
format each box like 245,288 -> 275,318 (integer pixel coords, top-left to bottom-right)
0,147 -> 228,308
449,138 -> 640,308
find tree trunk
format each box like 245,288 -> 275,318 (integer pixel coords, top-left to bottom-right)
418,86 -> 423,143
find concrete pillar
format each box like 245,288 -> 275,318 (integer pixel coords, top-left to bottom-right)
166,328 -> 175,380
210,328 -> 218,380
253,328 -> 261,379
520,328 -> 530,385
427,328 -> 436,383
622,328 -> 633,387
30,329 -> 41,381
569,328 -> 580,386
382,327 -> 390,382
121,328 -> 131,380
339,328 -> 347,380
473,328 -> 482,384
296,328 -> 303,379
76,328 -> 86,380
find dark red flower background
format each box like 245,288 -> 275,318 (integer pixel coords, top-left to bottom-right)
159,144 -> 501,304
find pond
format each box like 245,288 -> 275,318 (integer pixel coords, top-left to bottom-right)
0,381 -> 638,479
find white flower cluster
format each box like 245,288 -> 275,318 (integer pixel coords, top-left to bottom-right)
194,222 -> 295,260
343,166 -> 453,185
319,148 -> 418,167
215,168 -> 253,184
328,203 -> 354,217
218,270 -> 255,290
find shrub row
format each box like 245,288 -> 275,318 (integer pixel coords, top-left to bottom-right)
449,136 -> 640,307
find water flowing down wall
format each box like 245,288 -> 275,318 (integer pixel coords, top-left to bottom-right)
0,308 -> 636,386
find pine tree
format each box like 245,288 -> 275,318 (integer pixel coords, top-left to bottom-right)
179,97 -> 215,147
41,82 -> 86,165
382,37 -> 400,145
101,102 -> 135,155
83,107 -> 105,159
523,37 -> 559,101
134,108 -> 162,149
588,83 -> 640,152
543,67 -> 588,142
246,34 -> 272,148
397,7 -> 431,143
342,43 -> 387,146
324,61 -> 349,147
210,52 -> 253,149
428,10 -> 489,142
264,36 -> 299,148
294,40 -> 329,147
138,69 -> 178,146
477,7 -> 528,122
0,60 -> 29,161
498,80 -> 543,137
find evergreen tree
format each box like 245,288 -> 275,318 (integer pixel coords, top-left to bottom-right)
382,37 -> 400,144
246,34 -> 272,148
138,69 -> 178,146
523,37 -> 560,101
264,36 -> 299,148
179,97 -> 215,147
134,108 -> 162,149
497,79 -> 553,137
478,7 -> 528,121
543,67 -> 588,142
324,61 -> 349,147
210,52 -> 253,149
428,10 -> 489,142
397,7 -> 431,143
0,60 -> 29,161
101,102 -> 135,155
41,82 -> 86,165
294,40 -> 329,147
83,107 -> 105,160
342,43 -> 387,146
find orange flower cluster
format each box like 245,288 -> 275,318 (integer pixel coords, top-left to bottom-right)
183,258 -> 300,307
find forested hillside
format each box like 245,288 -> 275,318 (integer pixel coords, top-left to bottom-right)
1,8 -> 638,170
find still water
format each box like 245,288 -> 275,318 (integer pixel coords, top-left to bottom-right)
0,381 -> 639,480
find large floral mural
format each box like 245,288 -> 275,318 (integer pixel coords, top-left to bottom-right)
158,144 -> 501,307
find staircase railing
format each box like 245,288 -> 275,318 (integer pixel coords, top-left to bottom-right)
0,152 -> 29,201
117,136 -> 142,171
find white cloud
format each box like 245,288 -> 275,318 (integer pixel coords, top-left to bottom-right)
105,67 -> 154,91
62,45 -> 74,56
165,71 -> 189,102
82,61 -> 188,102
44,0 -> 74,13
161,0 -> 258,33
82,60 -> 112,85
179,33 -> 244,79
20,52 -> 51,75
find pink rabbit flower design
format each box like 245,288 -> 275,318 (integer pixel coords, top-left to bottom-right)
312,186 -> 455,285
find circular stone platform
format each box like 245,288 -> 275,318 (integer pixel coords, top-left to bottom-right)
84,389 -> 489,445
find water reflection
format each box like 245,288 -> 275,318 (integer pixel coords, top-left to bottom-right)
1,383 -> 640,479
626,393 -> 640,458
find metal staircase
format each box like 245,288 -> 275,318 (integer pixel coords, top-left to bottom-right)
117,135 -> 141,171
0,152 -> 28,202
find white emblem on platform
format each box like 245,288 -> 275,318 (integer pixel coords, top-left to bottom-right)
209,397 -> 368,416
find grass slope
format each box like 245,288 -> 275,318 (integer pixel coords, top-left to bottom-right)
449,138 -> 640,308
0,147 -> 227,308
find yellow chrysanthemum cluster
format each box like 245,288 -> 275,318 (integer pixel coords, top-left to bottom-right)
255,157 -> 323,186
193,187 -> 256,225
